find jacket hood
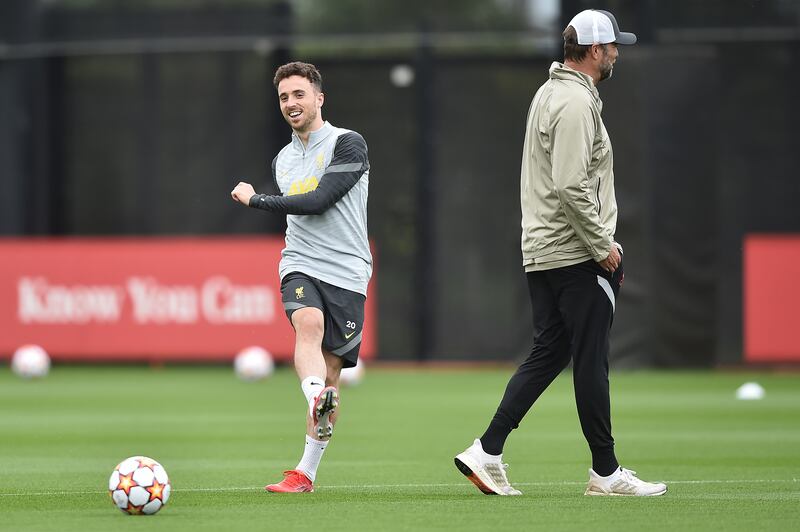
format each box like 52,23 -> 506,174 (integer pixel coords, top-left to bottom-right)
548,62 -> 599,101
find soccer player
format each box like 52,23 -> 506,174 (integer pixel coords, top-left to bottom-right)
231,61 -> 371,493
454,10 -> 667,497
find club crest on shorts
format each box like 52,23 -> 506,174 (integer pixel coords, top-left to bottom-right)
295,286 -> 305,300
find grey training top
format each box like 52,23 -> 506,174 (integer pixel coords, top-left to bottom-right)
249,121 -> 372,296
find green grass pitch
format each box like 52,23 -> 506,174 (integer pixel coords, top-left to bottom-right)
1,365 -> 798,531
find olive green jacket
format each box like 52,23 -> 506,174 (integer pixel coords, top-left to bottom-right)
520,62 -> 618,272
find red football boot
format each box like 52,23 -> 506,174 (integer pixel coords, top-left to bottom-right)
311,386 -> 339,440
265,470 -> 314,493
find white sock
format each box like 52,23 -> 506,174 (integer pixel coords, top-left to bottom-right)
296,435 -> 327,482
300,376 -> 325,404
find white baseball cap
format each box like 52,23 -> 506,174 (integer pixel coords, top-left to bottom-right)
567,9 -> 637,46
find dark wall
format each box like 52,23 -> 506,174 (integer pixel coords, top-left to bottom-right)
609,46 -> 721,367
713,42 -> 800,365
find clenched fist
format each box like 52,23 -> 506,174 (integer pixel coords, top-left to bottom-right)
231,182 -> 256,205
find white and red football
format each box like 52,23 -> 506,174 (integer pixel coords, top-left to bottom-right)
108,456 -> 171,515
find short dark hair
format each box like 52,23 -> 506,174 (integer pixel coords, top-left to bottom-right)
562,25 -> 591,62
273,61 -> 323,91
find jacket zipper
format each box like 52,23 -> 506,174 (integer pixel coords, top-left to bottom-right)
596,175 -> 602,215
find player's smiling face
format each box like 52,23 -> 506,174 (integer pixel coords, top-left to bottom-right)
278,75 -> 324,135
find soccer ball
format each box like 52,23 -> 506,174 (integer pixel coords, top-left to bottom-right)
234,346 -> 274,381
108,456 -> 170,515
11,344 -> 50,379
340,358 -> 365,387
736,382 -> 765,400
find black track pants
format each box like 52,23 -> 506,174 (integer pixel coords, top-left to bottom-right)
480,258 -> 623,475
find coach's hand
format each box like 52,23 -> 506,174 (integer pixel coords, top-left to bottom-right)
597,244 -> 621,273
231,182 -> 256,205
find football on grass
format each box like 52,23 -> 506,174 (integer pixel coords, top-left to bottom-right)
234,346 -> 275,381
340,358 -> 365,387
11,344 -> 51,379
108,456 -> 170,515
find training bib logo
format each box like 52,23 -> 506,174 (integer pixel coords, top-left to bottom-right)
287,176 -> 319,196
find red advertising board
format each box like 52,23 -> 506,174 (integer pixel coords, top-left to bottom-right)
743,234 -> 800,362
0,238 -> 376,362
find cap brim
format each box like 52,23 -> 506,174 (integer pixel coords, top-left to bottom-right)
615,32 -> 637,45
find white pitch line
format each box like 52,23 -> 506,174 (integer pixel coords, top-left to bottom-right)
323,478 -> 800,489
0,478 -> 797,497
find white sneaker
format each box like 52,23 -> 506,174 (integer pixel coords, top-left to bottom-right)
454,439 -> 522,496
584,467 -> 667,496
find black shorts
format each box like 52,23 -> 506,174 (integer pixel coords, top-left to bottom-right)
280,272 -> 366,368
